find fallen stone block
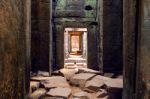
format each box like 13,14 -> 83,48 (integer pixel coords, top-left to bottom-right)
105,78 -> 123,89
84,75 -> 105,92
105,78 -> 123,99
41,76 -> 70,89
46,87 -> 72,99
70,73 -> 96,88
29,88 -> 46,99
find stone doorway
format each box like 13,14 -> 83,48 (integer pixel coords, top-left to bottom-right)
64,28 -> 87,69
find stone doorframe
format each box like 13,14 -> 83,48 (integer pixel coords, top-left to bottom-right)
64,28 -> 88,59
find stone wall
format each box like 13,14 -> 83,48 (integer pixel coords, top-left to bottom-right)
31,0 -> 50,72
0,0 -> 30,98
103,0 -> 123,73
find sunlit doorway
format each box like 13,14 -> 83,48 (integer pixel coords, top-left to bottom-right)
64,28 -> 87,69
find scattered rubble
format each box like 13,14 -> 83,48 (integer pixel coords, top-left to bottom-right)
30,69 -> 123,99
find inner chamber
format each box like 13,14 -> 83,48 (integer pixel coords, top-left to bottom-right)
64,28 -> 87,69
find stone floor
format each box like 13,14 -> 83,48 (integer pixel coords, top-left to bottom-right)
29,68 -> 123,99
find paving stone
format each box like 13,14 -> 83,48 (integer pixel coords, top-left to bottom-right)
46,87 -> 72,99
41,76 -> 70,89
30,81 -> 40,93
29,88 -> 46,99
73,91 -> 90,99
70,73 -> 96,88
84,75 -> 105,92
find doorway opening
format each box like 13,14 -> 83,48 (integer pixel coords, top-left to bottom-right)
64,28 -> 88,69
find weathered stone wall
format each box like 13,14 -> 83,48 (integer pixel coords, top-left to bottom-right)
123,0 -> 150,98
31,0 -> 50,72
103,0 -> 123,73
0,0 -> 30,98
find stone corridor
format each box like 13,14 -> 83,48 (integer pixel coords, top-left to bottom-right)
0,0 -> 150,99
29,68 -> 123,99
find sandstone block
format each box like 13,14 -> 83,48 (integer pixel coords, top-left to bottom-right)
84,75 -> 105,92
73,91 -> 91,99
30,88 -> 46,99
41,76 -> 70,89
46,87 -> 72,99
70,73 -> 96,88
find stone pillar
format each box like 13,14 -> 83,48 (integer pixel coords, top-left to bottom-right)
49,0 -> 53,75
123,0 -> 138,98
136,0 -> 150,98
83,32 -> 87,58
0,0 -> 30,98
64,30 -> 69,58
97,0 -> 103,72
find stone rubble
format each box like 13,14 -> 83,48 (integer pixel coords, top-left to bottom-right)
29,69 -> 123,99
